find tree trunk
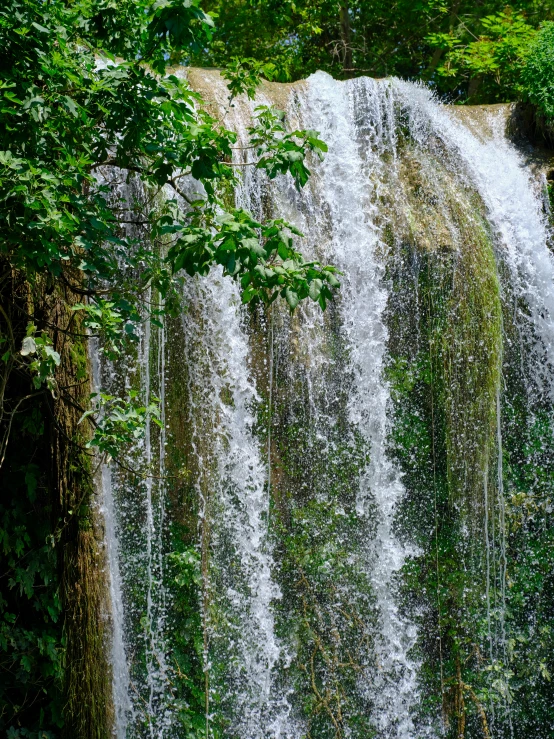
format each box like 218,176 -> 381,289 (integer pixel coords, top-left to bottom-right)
0,266 -> 112,737
340,0 -> 353,74
424,1 -> 462,80
467,76 -> 482,103
49,280 -> 113,739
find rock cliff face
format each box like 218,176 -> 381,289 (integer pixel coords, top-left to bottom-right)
98,71 -> 554,738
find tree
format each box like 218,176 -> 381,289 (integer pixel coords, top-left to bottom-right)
192,0 -> 554,104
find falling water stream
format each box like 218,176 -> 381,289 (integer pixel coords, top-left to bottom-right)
98,72 -> 554,738
178,270 -> 293,737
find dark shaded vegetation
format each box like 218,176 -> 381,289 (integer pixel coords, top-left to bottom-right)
193,1 -> 554,108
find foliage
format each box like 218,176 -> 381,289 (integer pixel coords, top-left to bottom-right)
0,0 -> 335,318
0,0 -> 339,455
248,107 -> 328,186
169,206 -> 337,310
277,498 -> 377,739
0,461 -> 63,736
192,1 -> 554,106
262,317 -> 376,738
0,351 -> 64,735
221,58 -> 277,102
79,391 -> 162,459
427,10 -> 537,102
166,542 -> 207,737
389,290 -> 499,737
500,349 -> 554,736
19,325 -> 61,395
520,21 -> 554,120
385,226 -> 554,737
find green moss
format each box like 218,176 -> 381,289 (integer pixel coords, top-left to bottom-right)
248,302 -> 377,738
547,174 -> 554,229
382,144 -> 504,736
440,205 -> 503,523
492,270 -> 554,736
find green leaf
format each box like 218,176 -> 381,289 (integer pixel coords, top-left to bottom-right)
20,336 -> 36,356
309,279 -> 323,300
325,272 -> 340,288
31,22 -> 50,34
285,287 -> 299,310
62,95 -> 78,117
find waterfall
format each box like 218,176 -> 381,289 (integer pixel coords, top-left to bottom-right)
140,306 -> 172,737
251,72 -> 423,736
302,73 -> 421,738
99,70 -> 554,738
394,82 -> 554,395
178,269 -> 294,738
91,344 -> 134,738
222,70 -> 421,735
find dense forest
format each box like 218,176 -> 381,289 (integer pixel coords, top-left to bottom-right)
1,1 -> 554,738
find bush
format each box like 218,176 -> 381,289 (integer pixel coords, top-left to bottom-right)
520,22 -> 554,121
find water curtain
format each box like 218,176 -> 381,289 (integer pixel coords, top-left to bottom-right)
97,72 -> 554,738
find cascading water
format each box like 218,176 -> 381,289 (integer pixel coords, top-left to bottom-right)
394,83 -> 554,395
99,70 -> 554,738
97,182 -> 291,735
176,269 -> 294,738
101,297 -> 174,738
91,345 -> 135,738
141,305 -> 172,737
390,83 -> 554,736
231,72 -> 423,736
300,74 -> 421,738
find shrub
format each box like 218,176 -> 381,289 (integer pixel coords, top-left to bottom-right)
520,22 -> 554,121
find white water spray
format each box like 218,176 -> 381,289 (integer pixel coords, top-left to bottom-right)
395,82 -> 554,396
303,72 -> 421,738
180,270 -> 295,738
